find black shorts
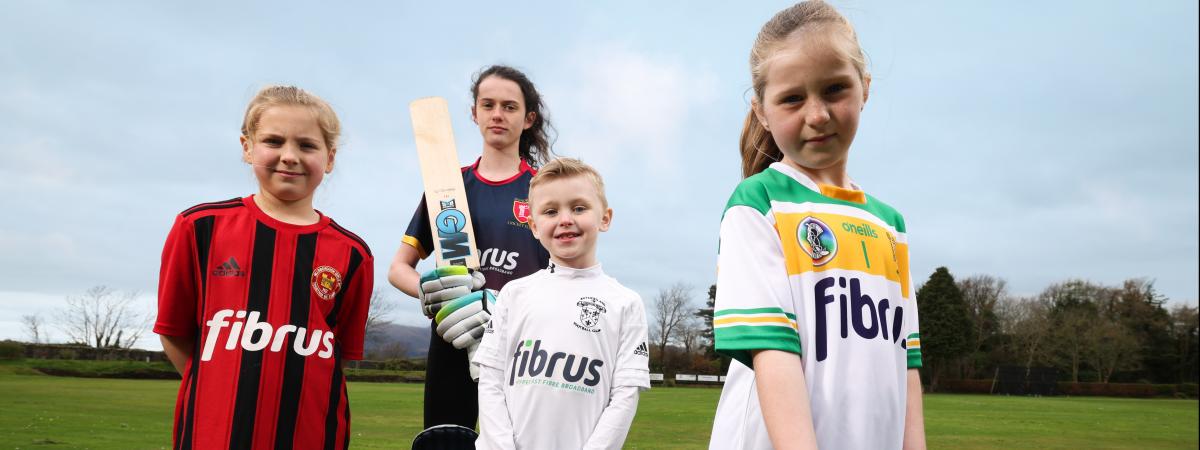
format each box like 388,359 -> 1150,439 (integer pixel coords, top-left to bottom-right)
423,321 -> 477,429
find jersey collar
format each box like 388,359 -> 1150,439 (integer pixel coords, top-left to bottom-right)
768,162 -> 866,204
547,261 -> 604,279
469,157 -> 533,186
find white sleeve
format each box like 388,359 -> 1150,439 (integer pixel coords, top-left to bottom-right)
899,234 -> 922,369
474,284 -> 511,370
476,364 -> 518,450
714,205 -> 800,369
613,292 -> 651,390
581,384 -> 640,450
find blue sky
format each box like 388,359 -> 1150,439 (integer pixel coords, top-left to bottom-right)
2,1 -> 1197,349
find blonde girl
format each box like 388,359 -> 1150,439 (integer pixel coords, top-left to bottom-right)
710,3 -> 926,449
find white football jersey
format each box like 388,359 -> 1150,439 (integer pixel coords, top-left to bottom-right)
710,163 -> 922,450
475,263 -> 651,449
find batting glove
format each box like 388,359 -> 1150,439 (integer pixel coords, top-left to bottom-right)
419,266 -> 485,318
434,289 -> 497,349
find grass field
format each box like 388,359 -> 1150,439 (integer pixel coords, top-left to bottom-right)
1,365 -> 1196,449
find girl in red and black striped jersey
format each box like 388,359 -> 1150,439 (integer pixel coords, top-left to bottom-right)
388,65 -> 553,430
155,86 -> 373,450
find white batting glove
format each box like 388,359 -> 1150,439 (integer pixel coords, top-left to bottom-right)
419,266 -> 485,318
434,289 -> 497,349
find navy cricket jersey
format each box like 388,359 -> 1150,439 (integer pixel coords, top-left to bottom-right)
403,158 -> 550,290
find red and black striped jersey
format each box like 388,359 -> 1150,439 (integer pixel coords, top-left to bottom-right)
155,196 -> 373,450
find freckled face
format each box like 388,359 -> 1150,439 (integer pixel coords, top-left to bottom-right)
755,31 -> 868,175
241,105 -> 334,203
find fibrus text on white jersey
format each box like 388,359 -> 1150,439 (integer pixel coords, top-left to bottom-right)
475,264 -> 650,449
711,163 -> 922,450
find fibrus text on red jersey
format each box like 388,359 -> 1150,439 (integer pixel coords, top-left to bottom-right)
201,309 -> 335,361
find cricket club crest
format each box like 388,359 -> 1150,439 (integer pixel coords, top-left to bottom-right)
513,199 -> 531,224
573,296 -> 607,333
310,266 -> 343,301
797,217 -> 837,266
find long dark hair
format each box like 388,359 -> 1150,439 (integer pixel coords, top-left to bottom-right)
471,65 -> 556,167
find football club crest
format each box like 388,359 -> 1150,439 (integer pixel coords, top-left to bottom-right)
512,199 -> 531,224
310,266 -> 343,301
573,296 -> 607,333
797,217 -> 837,266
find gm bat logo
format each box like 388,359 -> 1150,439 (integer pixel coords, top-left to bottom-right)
435,199 -> 472,265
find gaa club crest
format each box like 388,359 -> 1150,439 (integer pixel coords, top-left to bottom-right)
310,265 -> 343,301
797,217 -> 837,266
573,296 -> 607,333
513,199 -> 531,224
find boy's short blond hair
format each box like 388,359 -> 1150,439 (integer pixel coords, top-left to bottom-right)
529,158 -> 608,208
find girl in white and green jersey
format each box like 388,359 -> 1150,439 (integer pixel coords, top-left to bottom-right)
710,2 -> 926,449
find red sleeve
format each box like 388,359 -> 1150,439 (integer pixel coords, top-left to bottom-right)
154,214 -> 200,337
337,252 -> 373,360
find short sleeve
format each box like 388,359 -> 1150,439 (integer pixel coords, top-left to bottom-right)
475,284 -> 511,370
154,214 -> 200,337
336,248 -> 374,361
900,242 -> 922,369
402,194 -> 432,260
713,205 -> 802,369
613,292 -> 651,390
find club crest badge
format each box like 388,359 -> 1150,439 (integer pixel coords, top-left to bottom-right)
310,266 -> 343,301
512,199 -> 531,224
573,296 -> 607,333
797,217 -> 837,266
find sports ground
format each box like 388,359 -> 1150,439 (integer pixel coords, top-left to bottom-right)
1,367 -> 1196,449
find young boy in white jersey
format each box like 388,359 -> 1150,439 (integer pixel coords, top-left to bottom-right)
474,158 -> 651,450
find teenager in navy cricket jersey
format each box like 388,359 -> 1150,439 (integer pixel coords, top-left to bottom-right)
156,86 -> 373,450
388,65 -> 553,430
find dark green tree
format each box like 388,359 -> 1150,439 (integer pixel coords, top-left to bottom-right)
916,267 -> 973,390
957,275 -> 1005,379
696,284 -> 716,357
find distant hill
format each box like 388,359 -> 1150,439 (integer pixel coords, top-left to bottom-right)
364,322 -> 430,359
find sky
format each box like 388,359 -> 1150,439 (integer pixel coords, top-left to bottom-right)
1,1 -> 1197,349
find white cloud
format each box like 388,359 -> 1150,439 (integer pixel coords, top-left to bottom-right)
544,43 -> 719,179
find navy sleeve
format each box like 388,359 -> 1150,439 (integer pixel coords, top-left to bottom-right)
402,195 -> 432,260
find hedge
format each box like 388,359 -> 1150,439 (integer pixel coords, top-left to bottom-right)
937,378 -> 1197,398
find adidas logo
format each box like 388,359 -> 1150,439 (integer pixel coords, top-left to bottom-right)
212,257 -> 245,277
633,342 -> 649,357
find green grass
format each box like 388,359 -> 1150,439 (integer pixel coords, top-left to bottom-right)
0,365 -> 1196,449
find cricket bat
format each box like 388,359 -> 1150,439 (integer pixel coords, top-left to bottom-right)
409,97 -> 483,380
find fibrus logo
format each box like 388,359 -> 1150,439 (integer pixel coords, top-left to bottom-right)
201,309 -> 335,362
435,199 -> 472,266
480,248 -> 520,271
509,339 -> 604,389
813,276 -> 905,363
797,217 -> 837,266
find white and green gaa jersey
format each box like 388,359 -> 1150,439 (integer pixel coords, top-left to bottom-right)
710,163 -> 922,450
475,263 -> 650,449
